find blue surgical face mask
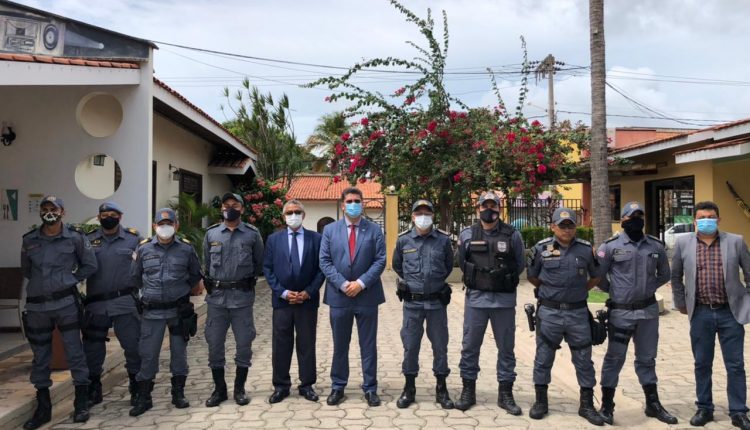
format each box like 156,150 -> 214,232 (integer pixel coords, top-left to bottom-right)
345,202 -> 363,218
696,218 -> 718,235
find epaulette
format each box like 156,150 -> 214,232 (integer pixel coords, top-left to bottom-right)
604,233 -> 620,243
178,236 -> 191,244
436,228 -> 451,236
125,227 -> 139,236
575,238 -> 592,247
244,222 -> 259,231
535,237 -> 553,246
207,223 -> 221,230
139,237 -> 151,245
23,228 -> 37,237
66,224 -> 84,234
646,234 -> 664,246
398,229 -> 410,237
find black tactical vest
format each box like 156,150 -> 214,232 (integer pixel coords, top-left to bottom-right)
462,222 -> 519,292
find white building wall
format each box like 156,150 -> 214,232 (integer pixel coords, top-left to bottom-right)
300,200 -> 338,232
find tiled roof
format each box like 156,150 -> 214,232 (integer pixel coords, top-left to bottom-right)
286,175 -> 384,207
0,52 -> 140,69
209,153 -> 249,168
153,78 -> 255,154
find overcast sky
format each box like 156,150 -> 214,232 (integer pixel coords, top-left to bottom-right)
19,0 -> 750,142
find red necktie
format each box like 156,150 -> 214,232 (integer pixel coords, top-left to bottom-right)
349,224 -> 356,263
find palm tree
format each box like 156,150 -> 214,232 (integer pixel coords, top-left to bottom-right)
589,0 -> 611,245
305,112 -> 348,172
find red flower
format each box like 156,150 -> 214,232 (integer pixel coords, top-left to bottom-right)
257,191 -> 264,198
437,129 -> 449,139
333,175 -> 341,183
348,163 -> 356,174
405,96 -> 416,105
360,118 -> 369,126
358,177 -> 367,184
531,120 -> 542,128
394,87 -> 406,96
335,143 -> 346,156
256,179 -> 266,187
341,132 -> 351,142
417,130 -> 428,139
244,194 -> 252,202
274,198 -> 283,207
427,121 -> 438,133
324,96 -> 331,102
458,112 -> 467,119
521,135 -> 531,144
453,171 -> 464,182
537,164 -> 547,174
506,132 -> 517,143
536,152 -> 545,161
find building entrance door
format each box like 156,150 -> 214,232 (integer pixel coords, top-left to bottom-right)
645,176 -> 695,241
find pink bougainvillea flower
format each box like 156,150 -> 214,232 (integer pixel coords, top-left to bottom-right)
453,171 -> 464,182
405,96 -> 416,105
394,87 -> 406,96
537,164 -> 547,174
361,118 -> 369,126
341,132 -> 351,142
324,96 -> 331,102
536,152 -> 545,161
531,120 -> 542,128
333,175 -> 341,183
506,132 -> 517,143
427,121 -> 437,133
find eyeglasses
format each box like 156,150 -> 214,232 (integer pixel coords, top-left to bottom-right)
284,210 -> 303,215
557,224 -> 577,230
344,199 -> 362,204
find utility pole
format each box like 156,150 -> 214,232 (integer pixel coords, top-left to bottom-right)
535,54 -> 557,129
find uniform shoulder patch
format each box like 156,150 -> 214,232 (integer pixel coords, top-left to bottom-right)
646,234 -> 664,245
436,228 -> 450,236
66,224 -> 84,234
398,229 -> 410,236
604,233 -> 620,243
243,223 -> 259,231
535,237 -> 553,246
178,236 -> 191,244
575,238 -> 592,247
125,227 -> 139,236
23,228 -> 37,238
207,223 -> 221,230
139,237 -> 151,245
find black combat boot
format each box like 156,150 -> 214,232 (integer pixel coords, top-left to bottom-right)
599,386 -> 615,425
579,387 -> 605,426
396,374 -> 416,409
205,368 -> 228,407
129,380 -> 153,416
498,381 -> 522,415
435,375 -> 454,409
170,375 -> 190,409
643,384 -> 677,424
88,374 -> 103,407
529,384 -> 548,419
233,366 -> 250,406
23,388 -> 51,430
73,384 -> 90,423
454,378 -> 476,411
128,372 -> 139,406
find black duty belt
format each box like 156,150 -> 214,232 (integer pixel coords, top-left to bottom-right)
697,302 -> 729,310
538,298 -> 588,310
607,295 -> 657,311
84,287 -> 136,305
403,291 -> 442,301
26,286 -> 78,304
142,295 -> 189,311
205,277 -> 256,291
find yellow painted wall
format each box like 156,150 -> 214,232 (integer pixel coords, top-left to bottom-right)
711,158 -> 750,240
556,139 -> 584,201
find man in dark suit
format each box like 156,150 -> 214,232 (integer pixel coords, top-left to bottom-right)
263,199 -> 325,403
672,201 -> 750,429
319,186 -> 387,406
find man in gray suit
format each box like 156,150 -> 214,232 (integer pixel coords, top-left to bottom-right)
672,201 -> 750,430
319,187 -> 387,407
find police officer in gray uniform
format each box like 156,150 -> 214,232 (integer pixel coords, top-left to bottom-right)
129,208 -> 202,417
455,191 -> 525,413
84,202 -> 142,407
392,199 -> 455,410
21,195 -> 97,429
203,193 -> 263,407
596,201 -> 677,425
526,208 -> 604,425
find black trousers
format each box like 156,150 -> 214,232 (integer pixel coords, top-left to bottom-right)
272,305 -> 318,390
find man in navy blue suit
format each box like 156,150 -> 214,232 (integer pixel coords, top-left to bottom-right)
263,200 -> 325,404
319,187 -> 387,406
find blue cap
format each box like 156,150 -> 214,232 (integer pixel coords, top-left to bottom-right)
478,191 -> 501,206
154,208 -> 176,223
411,199 -> 434,212
621,201 -> 644,218
98,201 -> 124,214
552,207 -> 577,225
40,195 -> 64,209
221,192 -> 243,203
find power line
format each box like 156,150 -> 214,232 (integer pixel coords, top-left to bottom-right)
556,109 -> 729,123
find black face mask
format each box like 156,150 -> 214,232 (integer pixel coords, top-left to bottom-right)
100,216 -> 120,230
621,217 -> 645,241
223,208 -> 241,222
479,208 -> 500,223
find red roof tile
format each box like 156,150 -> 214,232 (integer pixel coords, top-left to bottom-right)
0,52 -> 140,69
286,175 -> 384,207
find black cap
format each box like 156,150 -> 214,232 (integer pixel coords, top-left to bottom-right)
221,192 -> 243,203
411,199 -> 434,212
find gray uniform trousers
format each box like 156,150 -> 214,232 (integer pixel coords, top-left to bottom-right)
533,306 -> 596,387
205,303 -> 256,369
459,303 -> 517,382
601,313 -> 659,388
401,306 -> 450,376
26,303 -> 89,388
83,311 -> 141,376
136,316 -> 188,381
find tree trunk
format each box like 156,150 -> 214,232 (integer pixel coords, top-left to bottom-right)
589,0 -> 611,245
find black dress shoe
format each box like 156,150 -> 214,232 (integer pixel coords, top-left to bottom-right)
299,387 -> 319,402
690,409 -> 714,426
732,413 -> 750,430
365,391 -> 381,407
268,389 -> 290,404
326,389 -> 345,406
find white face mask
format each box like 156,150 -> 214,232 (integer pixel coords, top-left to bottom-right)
155,225 -> 175,240
414,214 -> 433,230
285,214 -> 303,229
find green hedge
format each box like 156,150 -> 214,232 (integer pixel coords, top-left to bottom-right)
519,226 -> 594,248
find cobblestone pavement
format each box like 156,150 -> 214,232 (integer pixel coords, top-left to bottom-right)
49,270 -> 749,429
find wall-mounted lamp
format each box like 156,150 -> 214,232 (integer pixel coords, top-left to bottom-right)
91,154 -> 107,166
1,122 -> 16,146
169,163 -> 181,181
